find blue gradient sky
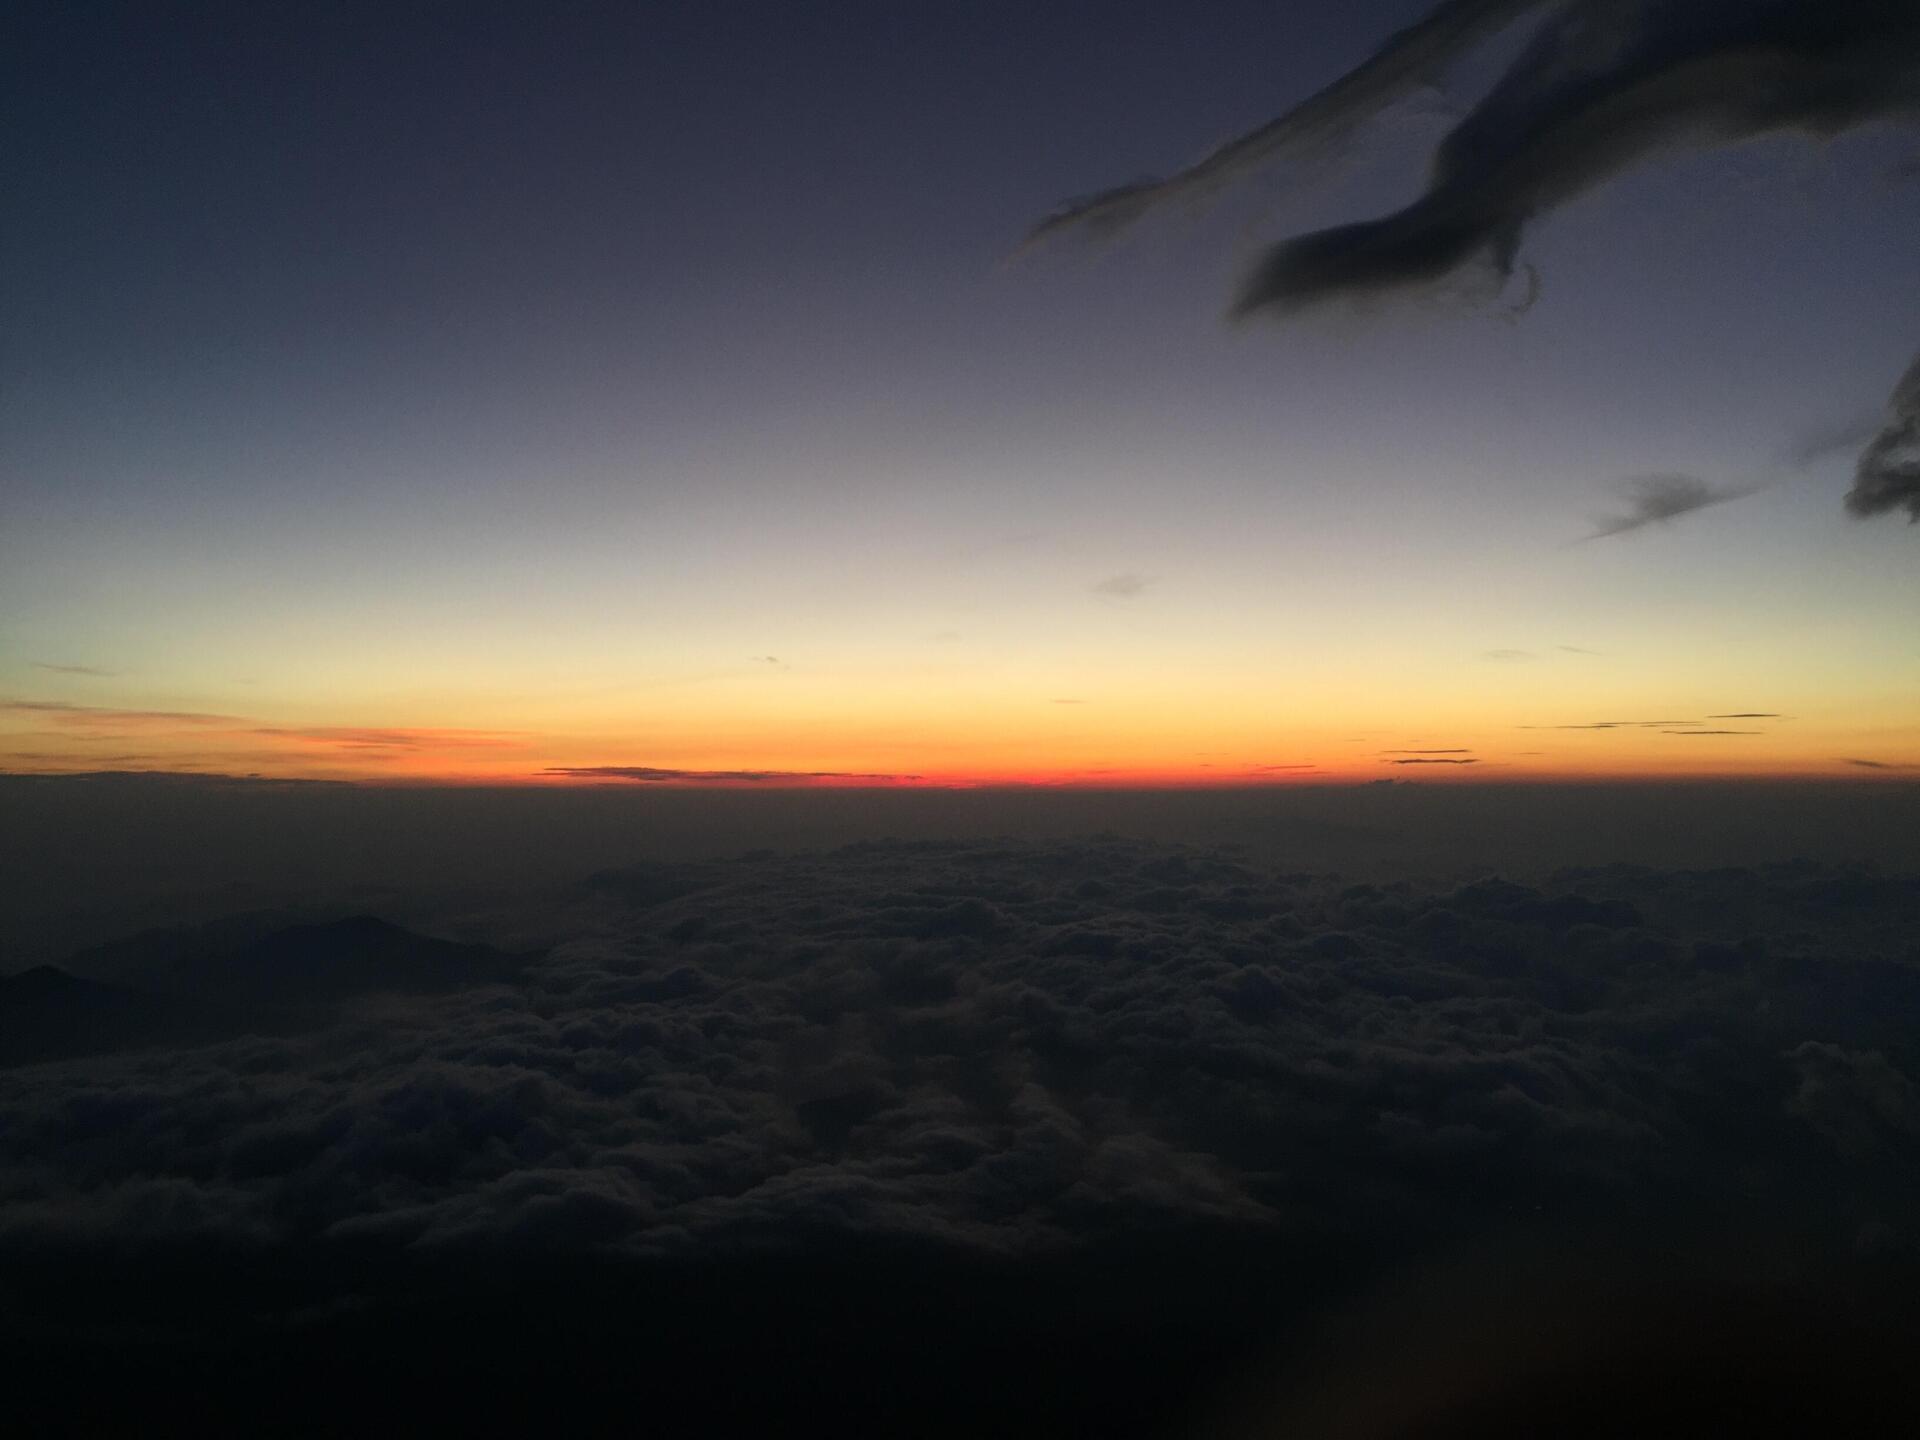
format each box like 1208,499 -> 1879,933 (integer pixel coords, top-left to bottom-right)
3,1 -> 1916,782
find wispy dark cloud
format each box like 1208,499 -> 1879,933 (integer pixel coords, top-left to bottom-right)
31,663 -> 115,678
1557,645 -> 1601,656
1383,749 -> 1474,755
1091,572 -> 1155,600
1844,758 -> 1919,770
1663,730 -> 1762,737
1389,757 -> 1481,765
1846,354 -> 1920,522
1482,648 -> 1534,662
543,766 -> 920,785
1709,713 -> 1782,720
1579,474 -> 1760,540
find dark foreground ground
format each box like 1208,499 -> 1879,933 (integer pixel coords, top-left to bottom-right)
4,780 -> 1920,1434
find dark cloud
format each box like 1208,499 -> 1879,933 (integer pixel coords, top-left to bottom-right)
544,766 -> 919,785
1847,353 -> 1920,521
1663,729 -> 1761,736
1384,749 -> 1475,755
1091,572 -> 1155,600
1482,649 -> 1534,662
1230,2 -> 1920,317
31,663 -> 115,677
1036,2 -> 1920,312
1034,1 -> 1920,523
1709,713 -> 1782,719
1389,757 -> 1481,765
1579,474 -> 1759,540
1557,645 -> 1601,656
1846,758 -> 1920,770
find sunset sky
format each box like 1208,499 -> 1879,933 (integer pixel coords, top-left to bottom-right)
4,0 -> 1917,785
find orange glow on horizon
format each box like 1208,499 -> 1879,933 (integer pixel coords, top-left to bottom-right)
6,687 -> 1915,787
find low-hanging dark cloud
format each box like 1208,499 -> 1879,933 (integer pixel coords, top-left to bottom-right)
1579,474 -> 1759,540
1390,756 -> 1481,765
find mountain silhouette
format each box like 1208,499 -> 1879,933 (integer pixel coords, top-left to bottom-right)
2,917 -> 527,1066
171,916 -> 523,1003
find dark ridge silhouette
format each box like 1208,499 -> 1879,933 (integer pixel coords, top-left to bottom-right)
3,919 -> 529,1067
174,916 -> 525,1003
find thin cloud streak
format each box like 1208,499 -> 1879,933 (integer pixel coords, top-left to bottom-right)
1577,475 -> 1761,541
544,767 -> 923,785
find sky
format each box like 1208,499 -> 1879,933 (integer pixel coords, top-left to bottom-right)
4,0 -> 1917,785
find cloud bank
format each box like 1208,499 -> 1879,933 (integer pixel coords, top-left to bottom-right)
7,837 -> 1920,1431
544,766 -> 921,785
8,838 -> 1918,1266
